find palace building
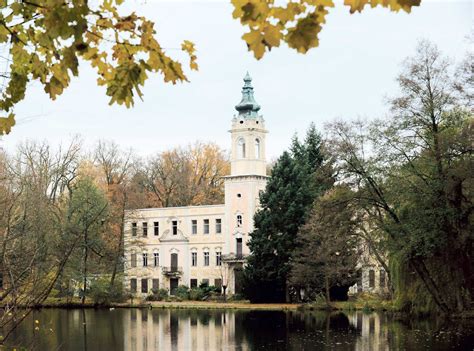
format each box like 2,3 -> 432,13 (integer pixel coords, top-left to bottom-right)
124,73 -> 268,296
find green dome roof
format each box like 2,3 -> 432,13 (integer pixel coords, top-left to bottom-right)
235,72 -> 260,118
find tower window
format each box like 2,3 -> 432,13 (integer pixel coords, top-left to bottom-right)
255,138 -> 260,159
237,193 -> 242,198
239,120 -> 244,124
237,215 -> 243,227
237,138 -> 246,158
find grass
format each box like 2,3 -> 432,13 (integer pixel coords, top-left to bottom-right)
15,293 -> 396,312
300,293 -> 397,312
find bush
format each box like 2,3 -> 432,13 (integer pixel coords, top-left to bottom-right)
189,288 -> 205,301
229,293 -> 245,301
89,278 -> 125,305
174,285 -> 190,300
146,288 -> 169,301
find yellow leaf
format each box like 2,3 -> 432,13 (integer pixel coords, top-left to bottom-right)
263,24 -> 282,48
286,13 -> 322,53
242,30 -> 265,59
0,113 -> 15,135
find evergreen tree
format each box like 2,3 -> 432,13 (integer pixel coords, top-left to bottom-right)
243,125 -> 327,302
290,186 -> 359,303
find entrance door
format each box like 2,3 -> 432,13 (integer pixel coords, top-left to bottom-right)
170,278 -> 179,295
234,269 -> 243,294
171,253 -> 178,272
236,238 -> 242,257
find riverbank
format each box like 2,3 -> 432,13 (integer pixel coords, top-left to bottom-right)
36,297 -> 299,311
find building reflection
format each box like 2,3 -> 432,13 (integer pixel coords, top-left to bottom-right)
348,311 -> 390,351
123,309 -> 250,351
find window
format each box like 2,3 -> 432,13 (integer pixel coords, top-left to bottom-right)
369,269 -> 375,288
214,279 -> 222,289
172,220 -> 178,235
203,219 -> 209,234
0,272 -> 3,289
237,215 -> 243,227
141,278 -> 148,293
255,138 -> 260,159
204,252 -> 209,266
237,193 -> 242,198
216,252 -> 222,266
131,253 -> 137,268
201,279 -> 209,287
142,253 -> 148,267
191,252 -> 197,266
190,279 -> 198,289
192,220 -> 197,235
380,269 -> 386,288
215,219 -> 222,234
236,238 -> 243,256
142,222 -> 148,236
131,222 -> 137,236
237,138 -> 246,158
130,278 -> 137,293
153,252 -> 159,267
154,222 -> 159,236
152,279 -> 159,291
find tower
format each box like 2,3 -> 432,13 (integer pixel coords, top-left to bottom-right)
224,73 -> 268,261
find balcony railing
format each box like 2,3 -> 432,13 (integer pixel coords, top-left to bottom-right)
162,266 -> 183,276
221,253 -> 247,263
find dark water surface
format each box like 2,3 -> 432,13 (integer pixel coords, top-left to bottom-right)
4,308 -> 474,350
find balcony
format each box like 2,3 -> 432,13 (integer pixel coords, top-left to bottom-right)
222,253 -> 247,264
162,267 -> 183,276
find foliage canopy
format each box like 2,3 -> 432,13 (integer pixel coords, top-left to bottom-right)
0,0 -> 422,135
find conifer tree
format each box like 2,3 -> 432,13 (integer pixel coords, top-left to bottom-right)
243,124 -> 327,302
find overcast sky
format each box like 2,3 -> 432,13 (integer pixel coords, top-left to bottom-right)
1,0 -> 471,160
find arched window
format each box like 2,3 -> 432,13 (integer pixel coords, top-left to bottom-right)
237,138 -> 246,158
237,214 -> 243,227
255,138 -> 260,159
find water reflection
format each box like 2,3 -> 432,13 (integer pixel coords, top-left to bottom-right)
123,309 -> 242,351
4,308 -> 474,350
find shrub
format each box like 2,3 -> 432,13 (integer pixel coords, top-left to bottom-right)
89,278 -> 124,305
174,285 -> 190,300
189,288 -> 205,301
146,288 -> 169,301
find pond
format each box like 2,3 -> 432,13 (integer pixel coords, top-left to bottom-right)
4,308 -> 473,350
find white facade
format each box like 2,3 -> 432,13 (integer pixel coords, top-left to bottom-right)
124,73 -> 268,296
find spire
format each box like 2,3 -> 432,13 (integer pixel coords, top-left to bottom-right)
235,72 -> 261,118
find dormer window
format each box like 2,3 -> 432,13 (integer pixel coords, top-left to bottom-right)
237,138 -> 246,158
172,220 -> 178,235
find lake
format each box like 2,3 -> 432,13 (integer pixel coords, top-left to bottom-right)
4,308 -> 473,350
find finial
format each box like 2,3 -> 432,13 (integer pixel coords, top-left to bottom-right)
244,71 -> 252,83
235,72 -> 260,118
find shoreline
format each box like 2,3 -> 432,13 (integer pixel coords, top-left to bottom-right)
7,297 -> 474,318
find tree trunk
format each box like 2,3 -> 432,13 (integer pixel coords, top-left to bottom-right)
325,276 -> 331,304
82,229 -> 88,305
110,192 -> 127,288
410,258 -> 450,314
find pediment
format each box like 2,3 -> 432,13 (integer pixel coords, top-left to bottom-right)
159,229 -> 189,242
